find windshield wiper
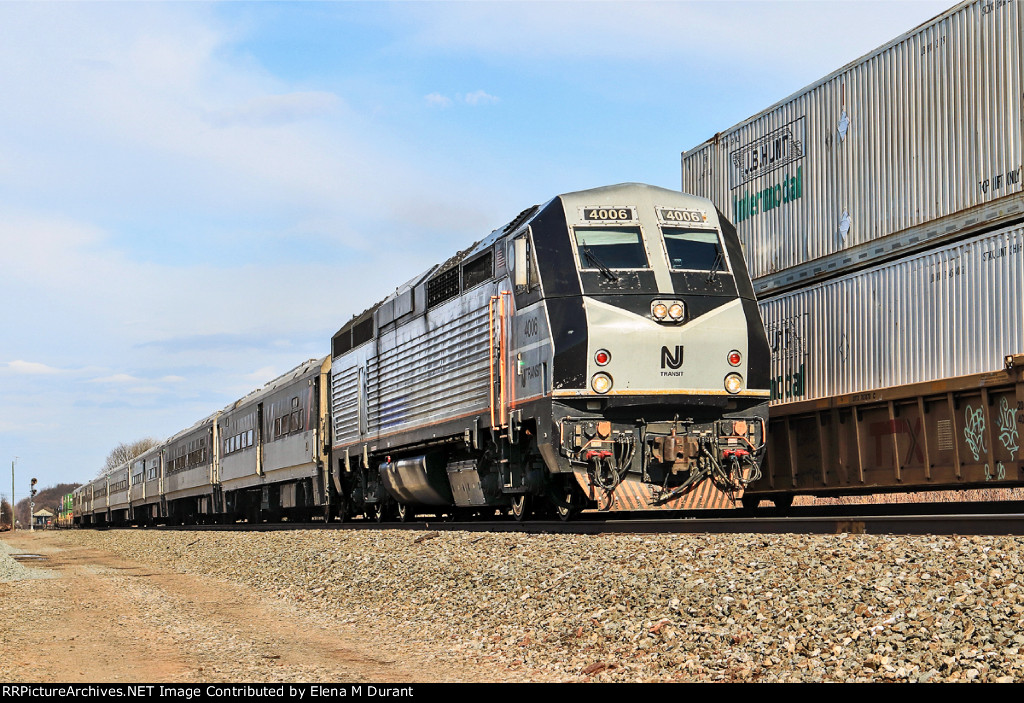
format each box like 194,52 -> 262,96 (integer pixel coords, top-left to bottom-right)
584,246 -> 620,282
706,248 -> 724,283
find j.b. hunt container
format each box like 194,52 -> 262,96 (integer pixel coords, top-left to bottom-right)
681,0 -> 1024,297
745,219 -> 1024,501
761,219 -> 1024,404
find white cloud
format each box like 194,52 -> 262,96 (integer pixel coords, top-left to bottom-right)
425,90 -> 500,108
205,91 -> 343,128
0,2 -> 500,256
245,366 -> 279,382
424,92 -> 452,107
399,1 -> 952,75
462,90 -> 499,106
125,385 -> 169,396
89,374 -> 143,384
5,360 -> 66,375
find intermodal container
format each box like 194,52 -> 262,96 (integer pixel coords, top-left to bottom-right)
761,219 -> 1024,403
681,0 -> 1023,297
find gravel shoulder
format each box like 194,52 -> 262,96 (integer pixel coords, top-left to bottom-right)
2,528 -> 1023,683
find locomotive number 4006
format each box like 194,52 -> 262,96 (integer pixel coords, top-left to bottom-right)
583,207 -> 633,221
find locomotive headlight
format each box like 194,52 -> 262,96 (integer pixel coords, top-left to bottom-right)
652,299 -> 684,323
724,373 -> 744,394
591,373 -> 613,394
728,350 -> 742,367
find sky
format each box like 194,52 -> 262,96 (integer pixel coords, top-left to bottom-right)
0,0 -> 953,495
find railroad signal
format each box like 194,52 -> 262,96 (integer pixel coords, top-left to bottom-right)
29,478 -> 37,532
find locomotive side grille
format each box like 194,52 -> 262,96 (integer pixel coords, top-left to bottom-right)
331,365 -> 361,446
426,267 -> 460,308
367,301 -> 492,436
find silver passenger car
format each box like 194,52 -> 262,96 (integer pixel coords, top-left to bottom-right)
128,445 -> 163,524
218,357 -> 331,521
161,412 -> 219,523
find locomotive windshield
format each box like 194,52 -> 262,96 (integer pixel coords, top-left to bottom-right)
661,227 -> 727,272
573,226 -> 649,269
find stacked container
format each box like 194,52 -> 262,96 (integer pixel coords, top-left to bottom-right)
682,0 -> 1024,404
682,0 -> 1024,498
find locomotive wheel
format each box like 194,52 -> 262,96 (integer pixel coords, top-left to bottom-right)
334,496 -> 351,523
555,484 -> 582,522
510,495 -> 531,522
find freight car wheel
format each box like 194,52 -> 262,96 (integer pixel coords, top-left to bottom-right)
510,495 -> 531,522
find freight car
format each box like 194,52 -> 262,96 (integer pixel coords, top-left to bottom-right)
73,183 -> 771,526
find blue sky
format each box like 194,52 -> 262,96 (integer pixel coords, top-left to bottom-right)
0,0 -> 951,493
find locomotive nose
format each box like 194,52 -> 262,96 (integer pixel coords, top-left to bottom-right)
583,296 -> 755,397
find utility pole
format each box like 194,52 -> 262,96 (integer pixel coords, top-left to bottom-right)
11,457 -> 16,531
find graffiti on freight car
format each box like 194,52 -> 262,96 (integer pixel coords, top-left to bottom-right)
978,165 -> 1021,194
963,404 -> 988,461
998,397 -> 1019,459
987,461 -> 1008,481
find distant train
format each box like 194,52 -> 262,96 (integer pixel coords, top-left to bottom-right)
74,183 -> 771,526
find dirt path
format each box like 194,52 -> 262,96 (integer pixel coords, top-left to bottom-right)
0,531 -> 460,683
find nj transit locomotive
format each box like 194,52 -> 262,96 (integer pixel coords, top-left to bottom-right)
330,183 -> 770,520
74,183 -> 770,526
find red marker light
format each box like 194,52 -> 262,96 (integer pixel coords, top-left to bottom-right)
595,350 -> 611,366
728,350 -> 742,366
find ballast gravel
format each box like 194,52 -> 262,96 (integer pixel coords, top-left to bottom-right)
36,529 -> 1024,682
0,538 -> 56,582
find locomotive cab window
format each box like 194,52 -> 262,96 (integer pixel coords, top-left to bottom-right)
661,227 -> 728,272
573,227 -> 649,269
510,233 -> 540,292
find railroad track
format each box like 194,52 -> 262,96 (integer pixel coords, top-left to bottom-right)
143,501 -> 1024,536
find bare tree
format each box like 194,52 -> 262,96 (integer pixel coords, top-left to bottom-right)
98,437 -> 162,476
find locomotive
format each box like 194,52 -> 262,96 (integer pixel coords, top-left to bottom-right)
75,183 -> 770,526
330,182 -> 770,520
